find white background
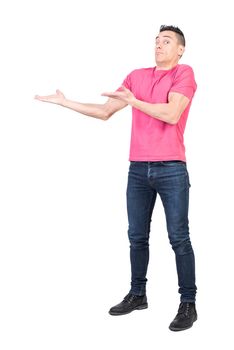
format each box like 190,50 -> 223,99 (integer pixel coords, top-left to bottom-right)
0,0 -> 234,349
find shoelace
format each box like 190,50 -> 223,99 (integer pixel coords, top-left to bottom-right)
177,303 -> 191,317
123,294 -> 138,304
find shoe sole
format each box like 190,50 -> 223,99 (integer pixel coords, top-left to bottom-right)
109,303 -> 148,316
169,317 -> 197,332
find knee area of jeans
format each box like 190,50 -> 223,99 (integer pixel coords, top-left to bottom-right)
170,238 -> 193,255
129,238 -> 149,249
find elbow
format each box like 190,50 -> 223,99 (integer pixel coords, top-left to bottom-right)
96,109 -> 110,121
168,119 -> 178,125
101,111 -> 111,121
167,112 -> 180,125
101,107 -> 114,121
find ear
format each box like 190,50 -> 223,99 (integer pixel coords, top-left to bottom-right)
178,45 -> 185,58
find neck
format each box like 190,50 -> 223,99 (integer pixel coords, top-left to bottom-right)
156,63 -> 178,70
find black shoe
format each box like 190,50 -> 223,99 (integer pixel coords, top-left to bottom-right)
109,293 -> 148,316
169,302 -> 197,331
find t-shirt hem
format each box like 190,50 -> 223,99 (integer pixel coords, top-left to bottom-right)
129,156 -> 186,162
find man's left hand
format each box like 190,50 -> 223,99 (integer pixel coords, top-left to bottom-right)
101,85 -> 136,105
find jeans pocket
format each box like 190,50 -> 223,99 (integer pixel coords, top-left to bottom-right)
184,167 -> 191,187
161,161 -> 186,167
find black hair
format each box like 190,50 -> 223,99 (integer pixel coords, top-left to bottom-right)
159,25 -> 185,46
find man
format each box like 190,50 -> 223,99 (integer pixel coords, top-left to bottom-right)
35,25 -> 197,331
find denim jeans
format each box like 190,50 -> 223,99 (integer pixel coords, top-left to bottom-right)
127,161 -> 197,303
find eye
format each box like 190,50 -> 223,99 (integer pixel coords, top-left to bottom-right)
164,40 -> 170,44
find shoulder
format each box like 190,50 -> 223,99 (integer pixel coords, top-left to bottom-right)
171,64 -> 197,94
175,64 -> 195,76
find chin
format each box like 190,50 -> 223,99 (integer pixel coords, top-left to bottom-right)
155,56 -> 163,62
155,59 -> 164,65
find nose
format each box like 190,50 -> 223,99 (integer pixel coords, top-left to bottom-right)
156,42 -> 161,49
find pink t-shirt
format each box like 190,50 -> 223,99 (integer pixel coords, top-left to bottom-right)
121,64 -> 197,161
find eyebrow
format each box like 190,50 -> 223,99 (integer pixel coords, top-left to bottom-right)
155,35 -> 173,40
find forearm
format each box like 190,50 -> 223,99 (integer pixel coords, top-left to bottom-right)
131,99 -> 175,124
62,99 -> 108,120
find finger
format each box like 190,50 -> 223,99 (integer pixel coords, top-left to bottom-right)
101,91 -> 123,97
34,95 -> 46,100
101,92 -> 118,98
34,94 -> 55,101
101,91 -> 115,96
39,92 -> 58,98
56,89 -> 63,96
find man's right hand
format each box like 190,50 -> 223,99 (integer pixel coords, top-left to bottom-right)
34,89 -> 66,105
34,88 -> 128,120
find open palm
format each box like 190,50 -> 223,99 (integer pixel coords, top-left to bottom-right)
34,89 -> 65,105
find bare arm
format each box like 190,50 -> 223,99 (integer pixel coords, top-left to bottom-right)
102,86 -> 190,125
34,89 -> 128,120
131,92 -> 190,125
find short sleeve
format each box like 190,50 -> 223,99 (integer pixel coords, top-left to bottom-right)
170,65 -> 197,100
116,72 -> 132,91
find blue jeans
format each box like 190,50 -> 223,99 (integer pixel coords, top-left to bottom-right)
127,161 -> 197,303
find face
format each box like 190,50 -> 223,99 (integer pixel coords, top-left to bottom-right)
155,30 -> 185,68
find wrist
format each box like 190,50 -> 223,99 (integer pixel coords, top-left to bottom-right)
61,98 -> 68,107
130,97 -> 139,108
